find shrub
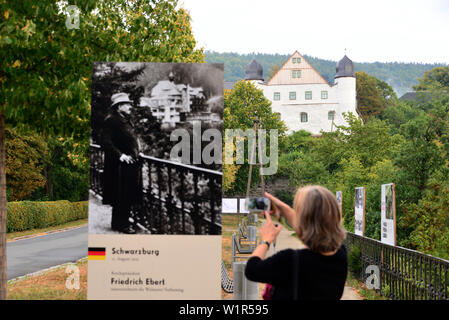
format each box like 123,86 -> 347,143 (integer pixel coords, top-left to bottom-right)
348,246 -> 362,277
6,200 -> 88,232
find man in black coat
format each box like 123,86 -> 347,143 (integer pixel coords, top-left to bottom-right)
101,92 -> 141,234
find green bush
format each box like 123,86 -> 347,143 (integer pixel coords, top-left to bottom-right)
348,246 -> 362,277
6,200 -> 88,232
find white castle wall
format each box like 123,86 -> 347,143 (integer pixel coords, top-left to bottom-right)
254,77 -> 357,135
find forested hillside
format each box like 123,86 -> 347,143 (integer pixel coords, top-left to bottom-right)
205,51 -> 446,96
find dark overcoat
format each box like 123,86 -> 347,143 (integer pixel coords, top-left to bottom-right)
101,110 -> 142,228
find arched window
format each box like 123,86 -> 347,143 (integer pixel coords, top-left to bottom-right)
328,111 -> 335,121
300,112 -> 308,123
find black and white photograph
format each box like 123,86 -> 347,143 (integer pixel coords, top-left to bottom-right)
385,184 -> 394,220
354,187 -> 365,235
355,188 -> 364,211
89,62 -> 223,235
336,191 -> 342,208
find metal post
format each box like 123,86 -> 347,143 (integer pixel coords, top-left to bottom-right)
247,226 -> 258,250
232,261 -> 259,300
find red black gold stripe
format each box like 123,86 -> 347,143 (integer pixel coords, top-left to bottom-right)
88,247 -> 106,260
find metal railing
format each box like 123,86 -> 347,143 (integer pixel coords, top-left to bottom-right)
344,232 -> 449,300
90,144 -> 222,235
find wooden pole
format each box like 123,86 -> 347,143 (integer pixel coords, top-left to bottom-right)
363,187 -> 366,236
0,107 -> 7,300
393,183 -> 397,246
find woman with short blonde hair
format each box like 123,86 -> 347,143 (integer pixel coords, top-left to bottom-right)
245,186 -> 348,300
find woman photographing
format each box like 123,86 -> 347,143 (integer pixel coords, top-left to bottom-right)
244,185 -> 348,300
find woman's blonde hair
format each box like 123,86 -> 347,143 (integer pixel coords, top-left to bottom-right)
293,185 -> 346,253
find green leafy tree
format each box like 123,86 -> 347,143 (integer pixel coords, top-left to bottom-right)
382,100 -> 425,134
0,0 -> 204,299
281,130 -> 312,154
223,80 -> 287,195
413,66 -> 449,91
5,128 -> 48,201
43,136 -> 89,202
266,64 -> 280,81
356,72 -> 388,119
394,114 -> 444,204
400,181 -> 449,259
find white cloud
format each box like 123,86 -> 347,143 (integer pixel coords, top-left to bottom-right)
181,0 -> 449,63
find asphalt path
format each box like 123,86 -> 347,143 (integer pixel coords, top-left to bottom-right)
7,226 -> 88,280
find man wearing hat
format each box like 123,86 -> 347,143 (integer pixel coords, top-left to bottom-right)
101,92 -> 141,234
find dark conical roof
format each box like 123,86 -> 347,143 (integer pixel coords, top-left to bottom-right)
335,55 -> 355,78
245,59 -> 264,81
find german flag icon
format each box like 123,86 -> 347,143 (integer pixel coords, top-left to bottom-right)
88,247 -> 106,260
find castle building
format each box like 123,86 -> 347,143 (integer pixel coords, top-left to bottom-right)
139,72 -> 206,127
245,51 -> 360,135
139,72 -> 219,128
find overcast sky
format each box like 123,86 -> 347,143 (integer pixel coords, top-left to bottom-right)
180,0 -> 449,64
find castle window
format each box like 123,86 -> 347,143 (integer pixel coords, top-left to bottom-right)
305,91 -> 312,100
274,92 -> 280,101
292,70 -> 301,78
328,111 -> 335,121
321,91 -> 328,99
300,112 -> 308,123
289,92 -> 296,100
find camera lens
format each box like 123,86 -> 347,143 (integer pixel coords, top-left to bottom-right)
256,198 -> 264,210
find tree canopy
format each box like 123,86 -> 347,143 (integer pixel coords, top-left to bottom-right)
413,66 -> 449,91
223,81 -> 287,195
356,71 -> 397,120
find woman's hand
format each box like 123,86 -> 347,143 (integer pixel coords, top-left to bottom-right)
260,211 -> 282,244
249,212 -> 282,260
264,192 -> 286,210
264,192 -> 297,229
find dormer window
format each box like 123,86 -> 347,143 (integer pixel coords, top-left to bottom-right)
292,70 -> 301,78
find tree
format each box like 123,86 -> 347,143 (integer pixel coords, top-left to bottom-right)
223,81 -> 287,195
394,114 -> 444,205
400,181 -> 449,259
5,128 -> 48,201
413,66 -> 449,91
266,64 -> 280,81
356,71 -> 396,119
0,0 -> 203,299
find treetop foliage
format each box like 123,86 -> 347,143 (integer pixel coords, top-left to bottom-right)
0,0 -> 204,138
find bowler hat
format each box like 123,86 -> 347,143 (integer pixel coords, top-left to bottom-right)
111,92 -> 132,107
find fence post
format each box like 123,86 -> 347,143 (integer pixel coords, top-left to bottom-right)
232,261 -> 259,300
247,225 -> 258,250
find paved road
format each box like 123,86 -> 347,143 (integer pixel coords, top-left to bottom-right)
7,226 -> 88,280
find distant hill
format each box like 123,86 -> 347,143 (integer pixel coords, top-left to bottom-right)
205,51 -> 446,96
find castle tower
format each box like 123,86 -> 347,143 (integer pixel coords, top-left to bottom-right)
334,55 -> 358,121
245,59 -> 264,85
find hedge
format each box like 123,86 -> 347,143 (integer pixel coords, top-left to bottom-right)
6,200 -> 88,232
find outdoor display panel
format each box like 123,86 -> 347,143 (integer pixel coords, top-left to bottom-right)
222,198 -> 238,213
381,183 -> 396,246
354,187 -> 365,236
239,198 -> 249,214
336,191 -> 342,216
88,62 -> 223,299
